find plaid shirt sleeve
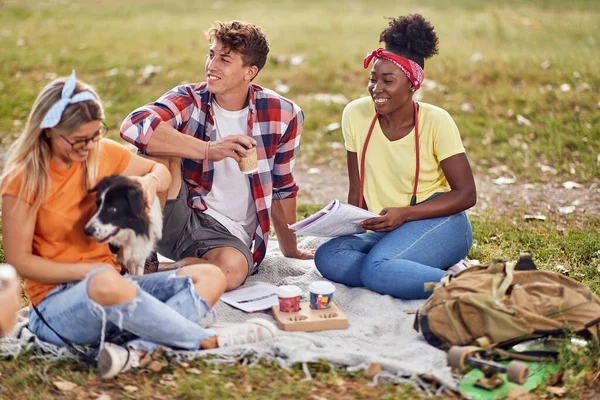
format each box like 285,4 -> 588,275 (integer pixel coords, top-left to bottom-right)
119,84 -> 200,154
272,105 -> 303,200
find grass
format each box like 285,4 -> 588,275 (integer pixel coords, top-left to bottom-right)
1,0 -> 599,182
1,0 -> 600,398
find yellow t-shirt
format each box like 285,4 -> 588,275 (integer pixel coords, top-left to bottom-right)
342,97 -> 465,213
1,139 -> 131,305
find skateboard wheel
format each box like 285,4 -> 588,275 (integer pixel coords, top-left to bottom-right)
448,346 -> 470,369
506,361 -> 529,385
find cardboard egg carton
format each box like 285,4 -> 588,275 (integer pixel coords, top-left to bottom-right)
271,302 -> 348,332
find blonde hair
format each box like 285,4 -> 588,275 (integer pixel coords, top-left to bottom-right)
0,76 -> 104,210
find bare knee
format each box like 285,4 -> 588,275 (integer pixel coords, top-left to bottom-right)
215,258 -> 248,291
88,270 -> 137,306
178,264 -> 226,306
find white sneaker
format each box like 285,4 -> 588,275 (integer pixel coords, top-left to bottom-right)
97,343 -> 140,379
448,259 -> 469,275
213,318 -> 280,348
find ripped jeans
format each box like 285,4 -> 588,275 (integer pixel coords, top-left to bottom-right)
29,268 -> 216,353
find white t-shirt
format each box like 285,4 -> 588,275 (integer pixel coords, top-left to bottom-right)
203,101 -> 257,247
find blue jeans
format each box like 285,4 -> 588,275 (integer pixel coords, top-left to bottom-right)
314,210 -> 472,300
29,268 -> 216,353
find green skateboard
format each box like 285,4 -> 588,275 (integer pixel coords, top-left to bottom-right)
448,341 -> 559,400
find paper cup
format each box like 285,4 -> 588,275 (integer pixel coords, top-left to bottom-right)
277,285 -> 302,313
308,280 -> 336,310
0,264 -> 17,290
238,145 -> 258,174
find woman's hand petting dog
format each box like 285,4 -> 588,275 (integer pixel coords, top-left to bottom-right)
129,174 -> 159,211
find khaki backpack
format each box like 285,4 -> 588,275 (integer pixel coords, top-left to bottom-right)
414,255 -> 600,350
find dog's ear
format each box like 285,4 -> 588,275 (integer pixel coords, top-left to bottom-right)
89,175 -> 118,194
126,186 -> 146,213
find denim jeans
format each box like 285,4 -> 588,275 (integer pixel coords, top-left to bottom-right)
314,207 -> 473,300
29,268 -> 216,353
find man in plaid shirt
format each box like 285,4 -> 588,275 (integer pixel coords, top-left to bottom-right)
120,21 -> 314,290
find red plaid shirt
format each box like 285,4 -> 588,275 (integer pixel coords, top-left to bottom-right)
120,83 -> 303,269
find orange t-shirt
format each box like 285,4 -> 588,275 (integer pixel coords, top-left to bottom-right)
1,139 -> 132,305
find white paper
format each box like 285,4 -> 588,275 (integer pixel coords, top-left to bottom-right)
219,283 -> 279,313
289,199 -> 379,237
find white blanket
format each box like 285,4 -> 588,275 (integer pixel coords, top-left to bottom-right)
0,237 -> 455,392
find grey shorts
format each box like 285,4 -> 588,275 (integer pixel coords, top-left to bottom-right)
158,182 -> 255,276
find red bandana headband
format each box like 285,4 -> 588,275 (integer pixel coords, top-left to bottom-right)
363,48 -> 425,90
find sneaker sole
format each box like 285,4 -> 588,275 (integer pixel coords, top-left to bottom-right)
245,318 -> 280,339
97,346 -> 121,379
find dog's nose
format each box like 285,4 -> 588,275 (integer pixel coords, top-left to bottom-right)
84,225 -> 95,237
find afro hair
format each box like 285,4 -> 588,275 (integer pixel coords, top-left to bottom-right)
379,14 -> 439,68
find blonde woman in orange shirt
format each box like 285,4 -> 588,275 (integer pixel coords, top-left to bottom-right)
0,72 -> 278,379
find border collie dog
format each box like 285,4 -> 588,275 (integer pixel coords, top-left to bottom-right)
84,175 -> 162,276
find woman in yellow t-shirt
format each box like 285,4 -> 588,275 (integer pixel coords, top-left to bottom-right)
315,14 -> 476,299
0,72 -> 278,379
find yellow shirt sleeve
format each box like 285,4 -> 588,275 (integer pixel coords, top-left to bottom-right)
341,102 -> 358,152
432,108 -> 466,162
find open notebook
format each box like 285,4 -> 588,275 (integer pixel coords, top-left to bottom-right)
289,199 -> 378,238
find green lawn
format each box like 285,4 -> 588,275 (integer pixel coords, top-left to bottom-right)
1,0 -> 600,398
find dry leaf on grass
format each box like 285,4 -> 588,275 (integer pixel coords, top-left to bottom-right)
95,395 -> 112,400
224,382 -> 235,389
147,360 -> 166,372
159,379 -> 178,389
366,362 -> 382,377
53,380 -> 78,392
123,385 -> 138,393
186,368 -> 201,375
546,386 -> 567,397
179,362 -> 190,369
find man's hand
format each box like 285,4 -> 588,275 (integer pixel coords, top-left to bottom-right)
207,135 -> 256,162
360,207 -> 411,232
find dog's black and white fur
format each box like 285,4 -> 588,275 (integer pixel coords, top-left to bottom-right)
84,175 -> 162,276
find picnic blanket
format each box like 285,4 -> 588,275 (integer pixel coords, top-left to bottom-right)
0,236 -> 455,393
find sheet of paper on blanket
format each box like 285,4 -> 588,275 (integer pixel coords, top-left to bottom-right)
289,199 -> 378,237
220,283 -> 279,312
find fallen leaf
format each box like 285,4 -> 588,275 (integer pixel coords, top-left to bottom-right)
493,177 -> 516,185
562,181 -> 582,190
147,360 -> 166,372
471,52 -> 483,63
96,395 -> 112,400
516,114 -> 532,126
179,362 -> 190,369
524,214 -> 547,221
53,380 -> 78,392
558,206 -> 575,215
224,382 -> 235,389
139,353 -> 153,368
123,385 -> 138,393
546,386 -> 567,397
554,265 -> 569,274
187,368 -> 201,375
366,362 -> 382,377
159,379 -> 177,388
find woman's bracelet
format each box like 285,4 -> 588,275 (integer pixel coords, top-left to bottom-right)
146,173 -> 161,188
205,141 -> 210,161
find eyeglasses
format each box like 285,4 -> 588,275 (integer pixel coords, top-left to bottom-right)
60,122 -> 108,150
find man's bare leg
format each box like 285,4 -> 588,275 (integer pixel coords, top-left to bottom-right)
154,248 -> 248,291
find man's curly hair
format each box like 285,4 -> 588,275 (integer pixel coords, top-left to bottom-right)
206,21 -> 270,74
379,14 -> 439,69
